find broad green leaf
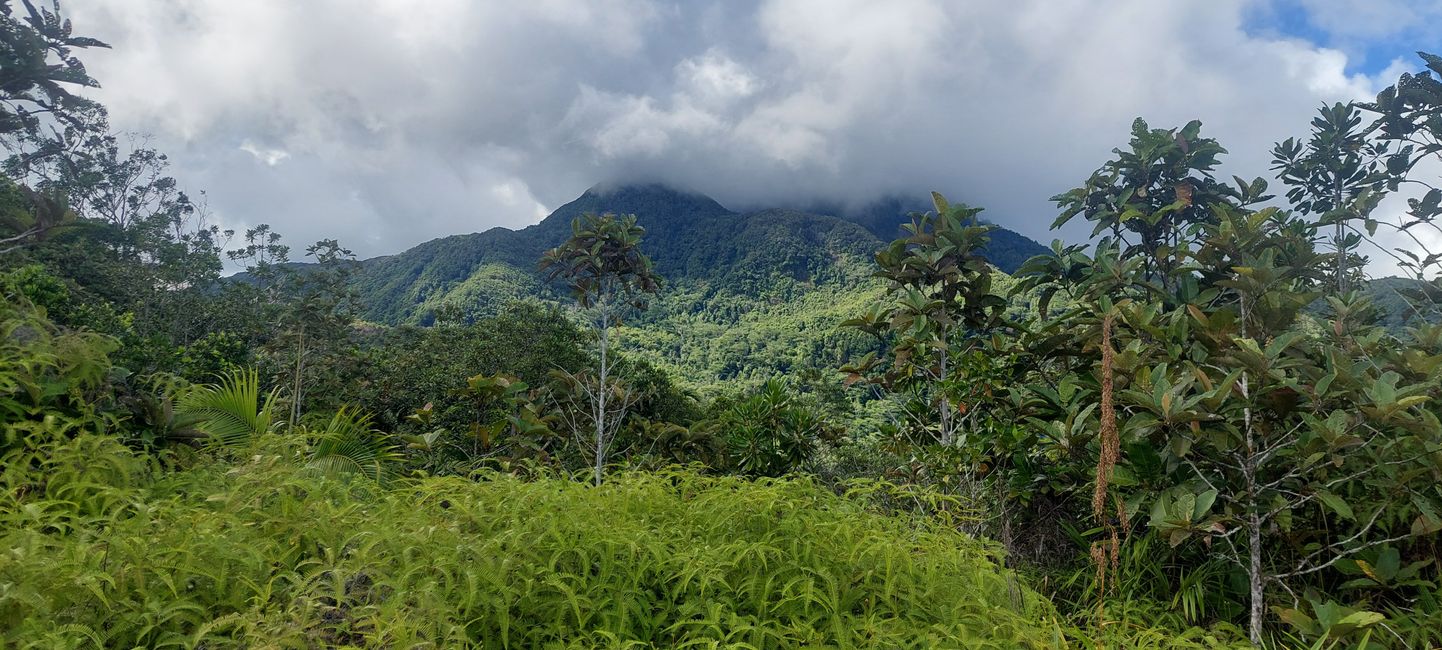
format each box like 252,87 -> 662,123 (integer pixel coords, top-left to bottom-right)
1316,491 -> 1354,521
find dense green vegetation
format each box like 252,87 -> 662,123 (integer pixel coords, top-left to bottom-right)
336,185 -> 1045,394
4,2 -> 1442,647
3,429 -> 1259,648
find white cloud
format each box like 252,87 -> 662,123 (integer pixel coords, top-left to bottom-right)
239,140 -> 290,166
60,0 -> 1439,272
677,52 -> 760,104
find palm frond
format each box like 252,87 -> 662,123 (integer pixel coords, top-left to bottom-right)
175,369 -> 276,446
304,406 -> 402,483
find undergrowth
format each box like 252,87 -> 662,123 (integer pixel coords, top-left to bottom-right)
0,431 -> 1247,648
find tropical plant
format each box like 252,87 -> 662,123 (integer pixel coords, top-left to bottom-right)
841,191 -> 1007,447
1050,118 -> 1268,301
1273,590 -> 1387,649
701,379 -> 832,478
2,433 -> 1241,648
406,372 -> 559,474
0,0 -> 108,141
539,212 -> 661,484
303,405 -> 402,483
175,368 -> 277,446
0,179 -> 75,255
1015,117 -> 1442,645
1272,102 -> 1388,294
1360,51 -> 1442,318
0,276 -> 118,445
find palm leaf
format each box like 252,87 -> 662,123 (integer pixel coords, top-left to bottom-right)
304,406 -> 402,483
176,369 -> 276,446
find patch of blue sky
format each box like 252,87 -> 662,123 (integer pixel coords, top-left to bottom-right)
1243,0 -> 1441,76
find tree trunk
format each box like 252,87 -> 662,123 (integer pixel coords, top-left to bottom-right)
1244,401 -> 1264,644
938,347 -> 952,446
1334,176 -> 1347,295
1335,219 -> 1346,295
1248,512 -> 1264,646
1242,389 -> 1266,645
1239,296 -> 1265,645
594,297 -> 609,487
290,329 -> 306,429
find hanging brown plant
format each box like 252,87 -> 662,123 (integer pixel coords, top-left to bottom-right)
1093,313 -> 1119,520
1090,312 -> 1125,623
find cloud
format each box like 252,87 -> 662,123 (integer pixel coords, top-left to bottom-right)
239,140 -> 290,167
63,0 -> 1433,273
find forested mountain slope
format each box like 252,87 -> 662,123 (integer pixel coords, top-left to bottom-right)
338,184 -> 1432,393
343,184 -> 1045,391
349,184 -> 1042,324
802,195 -> 1050,272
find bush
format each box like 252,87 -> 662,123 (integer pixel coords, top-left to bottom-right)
0,433 -> 1076,648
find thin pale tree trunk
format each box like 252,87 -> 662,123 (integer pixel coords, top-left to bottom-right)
594,295 -> 609,486
290,329 -> 306,429
1335,177 -> 1347,295
938,347 -> 952,446
1243,380 -> 1265,645
1239,297 -> 1265,646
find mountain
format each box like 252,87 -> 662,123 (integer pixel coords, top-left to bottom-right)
798,195 -> 1051,273
342,184 -> 1049,392
351,184 -> 1047,324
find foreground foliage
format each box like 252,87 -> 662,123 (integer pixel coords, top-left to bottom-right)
0,430 -> 1249,649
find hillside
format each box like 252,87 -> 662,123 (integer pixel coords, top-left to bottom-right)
350,184 -> 1045,323
802,195 -> 1050,273
344,184 -> 1048,392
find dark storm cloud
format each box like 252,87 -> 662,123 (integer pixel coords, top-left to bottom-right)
67,0 -> 1429,264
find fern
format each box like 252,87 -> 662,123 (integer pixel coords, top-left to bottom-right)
0,433 -> 1255,648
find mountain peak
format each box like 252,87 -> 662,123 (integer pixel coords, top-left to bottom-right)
581,181 -> 713,201
540,183 -> 734,231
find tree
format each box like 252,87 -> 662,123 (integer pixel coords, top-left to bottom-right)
0,178 -> 72,255
0,0 -> 107,254
1272,102 -> 1387,294
1361,51 -> 1442,313
539,212 -> 660,485
701,379 -> 832,478
1024,118 -> 1442,645
404,373 -> 558,474
1052,118 -> 1269,304
0,0 -> 107,146
276,239 -> 359,427
842,192 -> 1006,447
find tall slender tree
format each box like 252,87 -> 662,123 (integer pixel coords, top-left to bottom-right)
842,192 -> 1006,447
0,0 -> 107,254
0,0 -> 108,145
1271,102 -> 1387,294
540,212 -> 659,485
1362,51 -> 1442,314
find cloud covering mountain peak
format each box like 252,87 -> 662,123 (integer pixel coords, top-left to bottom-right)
69,0 -> 1420,259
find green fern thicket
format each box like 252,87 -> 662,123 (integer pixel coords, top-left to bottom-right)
0,427 -> 1254,649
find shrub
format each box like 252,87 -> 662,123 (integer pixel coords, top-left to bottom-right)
0,434 -> 1077,648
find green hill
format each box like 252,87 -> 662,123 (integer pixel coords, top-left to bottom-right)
349,184 -> 1046,324
802,195 -> 1050,273
340,184 -> 1045,392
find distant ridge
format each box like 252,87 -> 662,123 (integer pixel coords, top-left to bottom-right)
307,184 -> 1053,388
344,183 -> 1051,325
797,195 -> 1051,274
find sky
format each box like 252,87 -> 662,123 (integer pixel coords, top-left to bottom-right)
64,0 -> 1442,267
